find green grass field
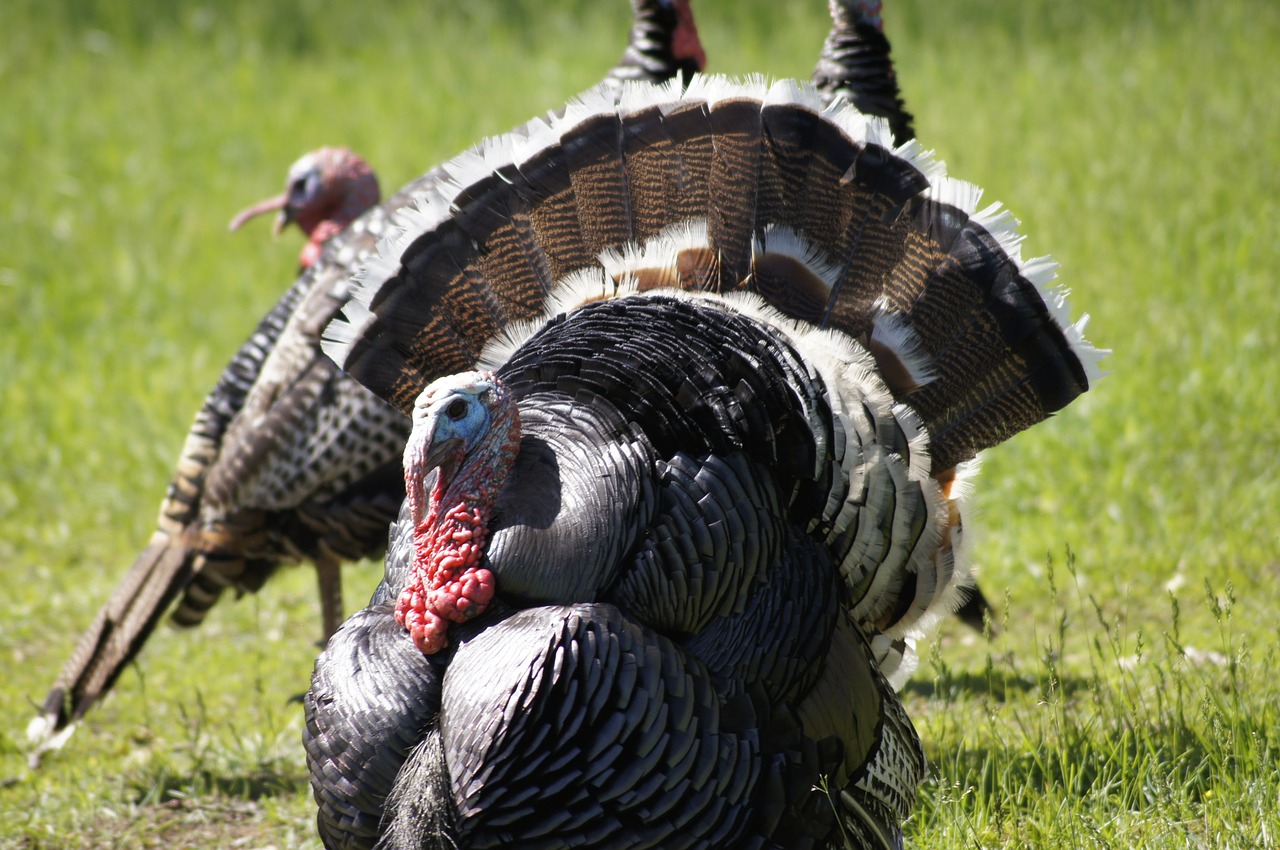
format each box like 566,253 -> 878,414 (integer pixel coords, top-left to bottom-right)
2,0 -> 1277,846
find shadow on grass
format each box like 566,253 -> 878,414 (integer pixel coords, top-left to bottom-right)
82,793 -> 296,850
129,763 -> 308,805
4,767 -> 313,850
903,669 -> 1098,702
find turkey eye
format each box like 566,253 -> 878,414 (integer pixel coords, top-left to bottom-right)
446,398 -> 468,421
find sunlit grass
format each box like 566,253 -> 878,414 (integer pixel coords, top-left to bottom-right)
910,551 -> 1280,848
2,0 -> 1277,846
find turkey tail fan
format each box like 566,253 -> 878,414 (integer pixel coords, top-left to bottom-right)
812,0 -> 1012,638
27,534 -> 193,759
325,73 -> 1103,643
326,74 -> 1103,465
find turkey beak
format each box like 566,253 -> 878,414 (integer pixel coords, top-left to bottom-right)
420,437 -> 465,483
228,193 -> 289,234
404,433 -> 465,526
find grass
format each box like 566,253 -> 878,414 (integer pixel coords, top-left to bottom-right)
1,0 -> 1277,846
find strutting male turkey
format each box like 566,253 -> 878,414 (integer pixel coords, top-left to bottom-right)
27,0 -> 706,763
304,71 -> 1104,849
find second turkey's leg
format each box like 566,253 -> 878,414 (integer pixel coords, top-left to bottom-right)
314,549 -> 343,645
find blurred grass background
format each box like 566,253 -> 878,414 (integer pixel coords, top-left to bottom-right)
1,0 -> 1277,846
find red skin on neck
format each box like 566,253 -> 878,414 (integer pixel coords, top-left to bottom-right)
395,373 -> 519,655
299,220 -> 344,269
672,0 -> 707,70
396,496 -> 496,655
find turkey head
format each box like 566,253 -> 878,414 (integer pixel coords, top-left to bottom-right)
230,146 -> 380,269
397,372 -> 520,654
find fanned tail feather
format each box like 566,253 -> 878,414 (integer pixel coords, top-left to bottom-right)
328,77 -> 1099,438
322,71 -> 1102,655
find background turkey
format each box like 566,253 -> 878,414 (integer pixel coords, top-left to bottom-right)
812,0 -> 914,142
304,74 -> 1103,849
27,143 -> 401,763
26,0 -> 706,762
228,146 -> 382,271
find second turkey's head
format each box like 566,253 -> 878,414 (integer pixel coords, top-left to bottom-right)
397,372 -> 522,655
229,146 -> 379,269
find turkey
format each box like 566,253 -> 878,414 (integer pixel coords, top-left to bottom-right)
27,0 -> 707,762
229,145 -> 381,270
304,74 -> 1104,849
812,0 -> 914,142
812,0 -> 1001,633
26,144 -> 396,764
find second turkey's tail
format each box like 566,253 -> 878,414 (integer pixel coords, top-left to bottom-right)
28,533 -> 193,761
28,384 -> 235,758
28,407 -> 269,758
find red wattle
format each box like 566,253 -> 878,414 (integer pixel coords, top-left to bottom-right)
396,501 -> 495,654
